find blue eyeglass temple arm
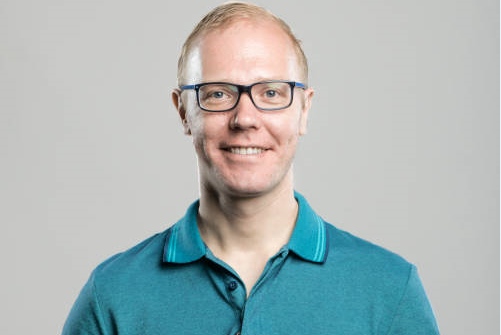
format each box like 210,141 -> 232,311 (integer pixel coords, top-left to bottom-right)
179,82 -> 307,91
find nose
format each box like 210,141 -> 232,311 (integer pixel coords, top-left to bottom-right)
229,92 -> 261,130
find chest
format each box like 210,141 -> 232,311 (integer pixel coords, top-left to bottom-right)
104,255 -> 395,335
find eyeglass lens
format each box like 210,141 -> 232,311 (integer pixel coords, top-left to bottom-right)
198,82 -> 292,111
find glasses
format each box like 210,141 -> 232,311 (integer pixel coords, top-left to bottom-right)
179,80 -> 306,112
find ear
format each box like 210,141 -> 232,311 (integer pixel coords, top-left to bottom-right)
172,89 -> 191,135
299,87 -> 314,136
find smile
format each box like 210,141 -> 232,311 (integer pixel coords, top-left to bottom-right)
223,147 -> 268,155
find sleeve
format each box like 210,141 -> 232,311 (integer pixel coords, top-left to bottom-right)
62,271 -> 109,335
385,265 -> 440,335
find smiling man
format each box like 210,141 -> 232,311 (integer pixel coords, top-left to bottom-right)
63,3 -> 440,335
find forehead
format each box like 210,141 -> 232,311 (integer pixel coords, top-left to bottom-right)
185,19 -> 300,84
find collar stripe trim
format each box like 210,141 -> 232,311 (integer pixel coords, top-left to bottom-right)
313,215 -> 326,262
167,226 -> 179,262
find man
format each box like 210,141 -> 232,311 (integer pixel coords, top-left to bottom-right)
63,2 -> 440,334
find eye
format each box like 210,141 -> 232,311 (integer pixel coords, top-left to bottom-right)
265,90 -> 277,98
211,91 -> 225,99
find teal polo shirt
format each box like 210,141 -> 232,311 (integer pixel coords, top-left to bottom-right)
63,191 -> 440,335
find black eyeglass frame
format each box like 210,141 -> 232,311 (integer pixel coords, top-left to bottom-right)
179,80 -> 307,112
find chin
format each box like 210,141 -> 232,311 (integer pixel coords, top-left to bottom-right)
217,169 -> 291,198
221,180 -> 273,198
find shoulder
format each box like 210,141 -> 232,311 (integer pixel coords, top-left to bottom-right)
90,228 -> 171,287
321,222 -> 419,321
321,223 -> 439,334
324,222 -> 414,284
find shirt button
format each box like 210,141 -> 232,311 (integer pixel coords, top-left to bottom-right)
228,281 -> 238,291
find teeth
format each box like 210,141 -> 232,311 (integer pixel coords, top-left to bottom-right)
229,147 -> 265,155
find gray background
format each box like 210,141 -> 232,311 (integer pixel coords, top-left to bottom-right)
1,0 -> 498,334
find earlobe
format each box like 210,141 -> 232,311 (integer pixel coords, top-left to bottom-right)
172,89 -> 191,135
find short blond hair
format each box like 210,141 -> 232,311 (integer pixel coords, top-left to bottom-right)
177,2 -> 308,85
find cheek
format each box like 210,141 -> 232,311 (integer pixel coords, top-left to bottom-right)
266,113 -> 301,146
188,113 -> 228,154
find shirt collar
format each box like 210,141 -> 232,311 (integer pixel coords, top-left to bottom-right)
288,191 -> 328,263
163,191 -> 328,264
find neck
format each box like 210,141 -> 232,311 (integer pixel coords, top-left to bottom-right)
197,172 -> 298,257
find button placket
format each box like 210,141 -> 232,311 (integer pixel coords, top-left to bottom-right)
237,250 -> 289,335
225,276 -> 246,314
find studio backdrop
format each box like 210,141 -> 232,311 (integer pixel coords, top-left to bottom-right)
0,1 -> 499,335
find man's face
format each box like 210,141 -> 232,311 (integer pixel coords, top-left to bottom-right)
174,19 -> 313,197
